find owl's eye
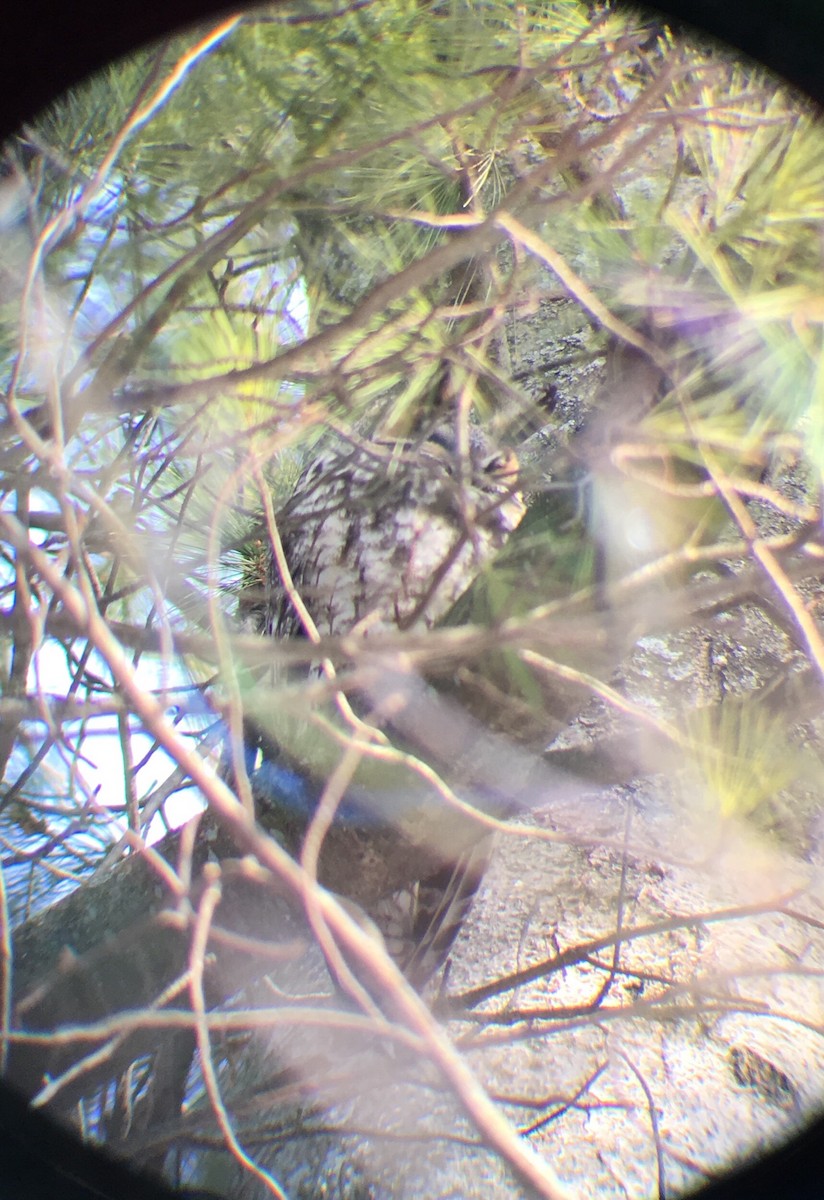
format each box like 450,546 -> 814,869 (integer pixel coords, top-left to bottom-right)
484,450 -> 517,477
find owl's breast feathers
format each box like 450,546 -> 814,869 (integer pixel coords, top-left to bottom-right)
265,429 -> 525,638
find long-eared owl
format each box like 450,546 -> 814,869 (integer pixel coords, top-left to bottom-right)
247,423 -> 525,640
243,422 -> 525,988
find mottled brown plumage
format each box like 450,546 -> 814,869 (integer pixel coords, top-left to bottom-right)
247,424 -> 524,640
245,423 -> 525,987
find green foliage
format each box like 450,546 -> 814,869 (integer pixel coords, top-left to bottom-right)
5,0 -> 824,925
685,698 -> 801,820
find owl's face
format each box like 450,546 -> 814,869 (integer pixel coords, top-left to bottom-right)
419,425 -> 525,536
251,426 -> 525,639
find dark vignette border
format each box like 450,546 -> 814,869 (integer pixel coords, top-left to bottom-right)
0,1 -> 822,1197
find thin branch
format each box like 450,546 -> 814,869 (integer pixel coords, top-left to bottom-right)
0,509 -> 578,1200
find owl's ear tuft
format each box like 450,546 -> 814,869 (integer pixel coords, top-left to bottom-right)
424,423 -> 458,454
424,422 -> 498,460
